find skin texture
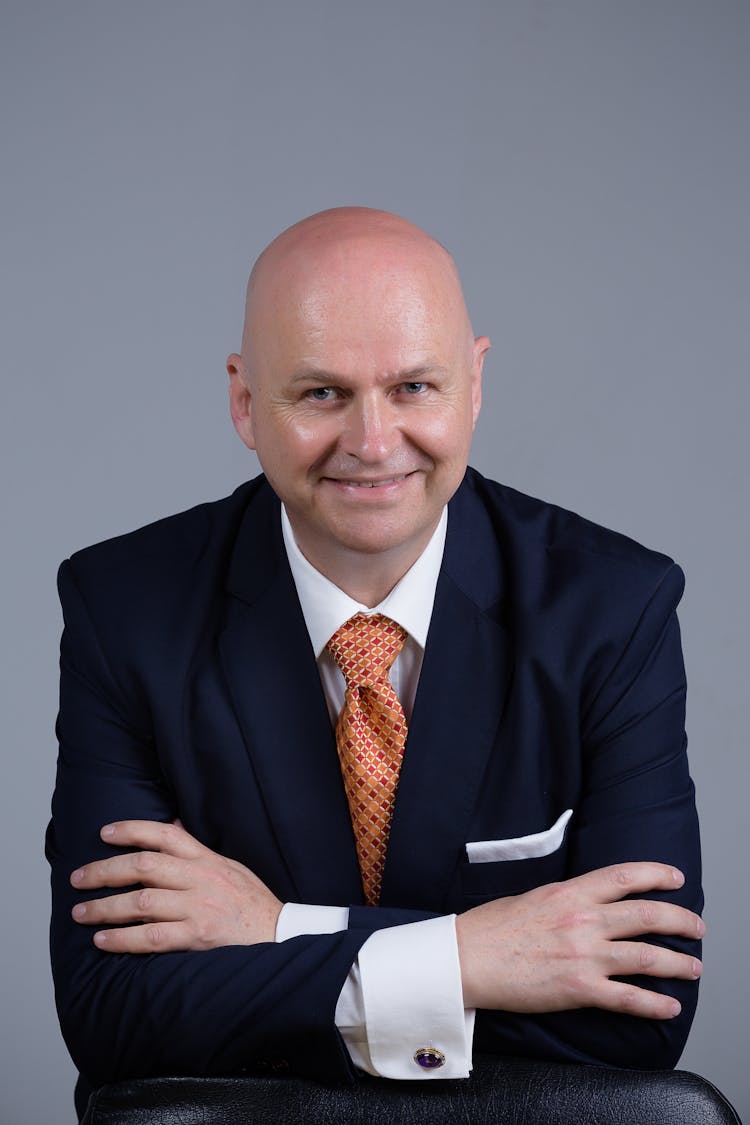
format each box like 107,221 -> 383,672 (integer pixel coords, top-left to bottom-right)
455,863 -> 703,1018
71,207 -> 704,1019
71,821 -> 282,949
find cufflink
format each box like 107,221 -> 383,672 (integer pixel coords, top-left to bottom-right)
414,1047 -> 445,1070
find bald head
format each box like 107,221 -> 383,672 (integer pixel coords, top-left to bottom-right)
227,206 -> 489,602
241,207 -> 475,366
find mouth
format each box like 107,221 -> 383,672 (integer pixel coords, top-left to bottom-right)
331,473 -> 412,488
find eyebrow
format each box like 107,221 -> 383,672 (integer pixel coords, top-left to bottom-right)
288,364 -> 447,386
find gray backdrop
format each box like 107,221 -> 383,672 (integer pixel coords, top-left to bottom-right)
2,2 -> 747,1122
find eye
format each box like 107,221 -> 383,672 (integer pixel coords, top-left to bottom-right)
400,381 -> 428,395
306,386 -> 337,402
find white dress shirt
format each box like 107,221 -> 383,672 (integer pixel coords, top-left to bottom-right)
275,505 -> 475,1079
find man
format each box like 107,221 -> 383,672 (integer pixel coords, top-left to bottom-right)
48,208 -> 703,1118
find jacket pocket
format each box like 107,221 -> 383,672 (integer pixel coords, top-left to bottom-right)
459,809 -> 573,902
466,808 -> 573,863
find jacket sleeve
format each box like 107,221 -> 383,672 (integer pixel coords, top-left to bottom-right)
48,559 -> 369,1092
473,562 -> 702,1069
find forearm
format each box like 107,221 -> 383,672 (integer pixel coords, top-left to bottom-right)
50,818 -> 369,1086
51,891 -> 365,1088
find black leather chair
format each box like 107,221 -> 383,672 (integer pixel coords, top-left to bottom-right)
80,1054 -> 743,1124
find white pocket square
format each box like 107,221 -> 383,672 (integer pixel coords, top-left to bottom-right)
466,808 -> 573,863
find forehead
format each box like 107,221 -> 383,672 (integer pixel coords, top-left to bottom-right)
250,236 -> 465,371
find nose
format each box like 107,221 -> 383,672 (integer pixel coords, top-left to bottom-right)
341,391 -> 400,463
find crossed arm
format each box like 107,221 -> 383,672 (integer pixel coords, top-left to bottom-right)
70,818 -> 703,1021
52,549 -> 702,1089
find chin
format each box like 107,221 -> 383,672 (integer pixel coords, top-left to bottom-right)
325,514 -> 434,559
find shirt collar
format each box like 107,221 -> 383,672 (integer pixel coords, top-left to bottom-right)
281,506 -> 448,658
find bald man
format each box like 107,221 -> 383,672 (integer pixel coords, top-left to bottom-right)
48,208 -> 702,1117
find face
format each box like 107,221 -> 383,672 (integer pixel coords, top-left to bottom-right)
228,234 -> 489,581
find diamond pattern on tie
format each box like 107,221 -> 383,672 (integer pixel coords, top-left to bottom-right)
326,613 -> 408,906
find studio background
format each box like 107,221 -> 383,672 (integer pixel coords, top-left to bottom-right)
1,2 -> 747,1122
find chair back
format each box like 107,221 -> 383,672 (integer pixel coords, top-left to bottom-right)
81,1054 -> 743,1124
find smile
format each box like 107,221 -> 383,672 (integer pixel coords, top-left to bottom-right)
335,474 -> 411,488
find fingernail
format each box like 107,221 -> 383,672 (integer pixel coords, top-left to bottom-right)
670,1001 -> 681,1017
697,917 -> 706,937
93,931 -> 107,945
692,960 -> 702,978
71,868 -> 85,885
101,824 -> 115,838
72,904 -> 87,919
672,869 -> 684,886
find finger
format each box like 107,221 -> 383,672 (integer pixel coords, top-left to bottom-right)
597,979 -> 685,1021
71,850 -> 191,891
605,940 -> 702,982
72,888 -> 187,927
91,921 -> 196,955
600,899 -> 705,941
572,862 -> 686,904
100,819 -> 205,859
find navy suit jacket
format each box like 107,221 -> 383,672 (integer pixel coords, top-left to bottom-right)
47,468 -> 702,1108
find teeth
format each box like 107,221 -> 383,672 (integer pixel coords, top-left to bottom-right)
344,475 -> 407,487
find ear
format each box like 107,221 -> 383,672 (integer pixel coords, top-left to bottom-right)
226,353 -> 257,451
470,336 -> 490,429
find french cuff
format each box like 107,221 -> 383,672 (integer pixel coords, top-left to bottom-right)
337,914 -> 474,1079
275,902 -> 349,940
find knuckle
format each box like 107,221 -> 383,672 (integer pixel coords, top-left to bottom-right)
162,822 -> 181,846
146,924 -> 164,947
540,881 -> 568,906
196,925 -> 213,948
136,888 -> 152,915
225,863 -> 247,892
638,943 -> 657,971
194,915 -> 218,948
554,908 -> 593,946
134,851 -> 156,875
617,985 -> 642,1014
561,971 -> 589,1001
211,863 -> 230,887
569,907 -> 594,931
637,901 -> 657,930
611,864 -> 635,890
210,861 -> 241,896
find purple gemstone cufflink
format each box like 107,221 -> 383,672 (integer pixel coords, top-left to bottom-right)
414,1047 -> 446,1070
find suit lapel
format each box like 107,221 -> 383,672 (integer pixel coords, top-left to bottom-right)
219,483 -> 363,905
382,475 -> 513,911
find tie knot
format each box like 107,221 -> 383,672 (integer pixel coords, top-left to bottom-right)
326,613 -> 408,688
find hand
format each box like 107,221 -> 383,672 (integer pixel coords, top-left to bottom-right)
70,819 -> 283,953
456,862 -> 704,1019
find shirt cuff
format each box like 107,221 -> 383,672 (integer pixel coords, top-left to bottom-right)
276,901 -> 349,940
335,914 -> 475,1079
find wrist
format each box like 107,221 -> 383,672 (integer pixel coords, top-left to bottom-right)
455,912 -> 480,1008
266,897 -> 283,942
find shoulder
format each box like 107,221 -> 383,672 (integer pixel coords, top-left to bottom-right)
57,475 -> 272,619
453,468 -> 684,617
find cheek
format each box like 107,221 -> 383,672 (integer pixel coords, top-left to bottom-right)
412,407 -> 474,460
257,413 -> 337,471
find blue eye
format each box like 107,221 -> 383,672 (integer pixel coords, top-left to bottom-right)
402,382 -> 427,394
307,387 -> 336,401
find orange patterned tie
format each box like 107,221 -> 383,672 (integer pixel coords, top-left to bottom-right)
326,613 -> 409,906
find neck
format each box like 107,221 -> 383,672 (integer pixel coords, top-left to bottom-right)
289,524 -> 438,607
325,563 -> 406,608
